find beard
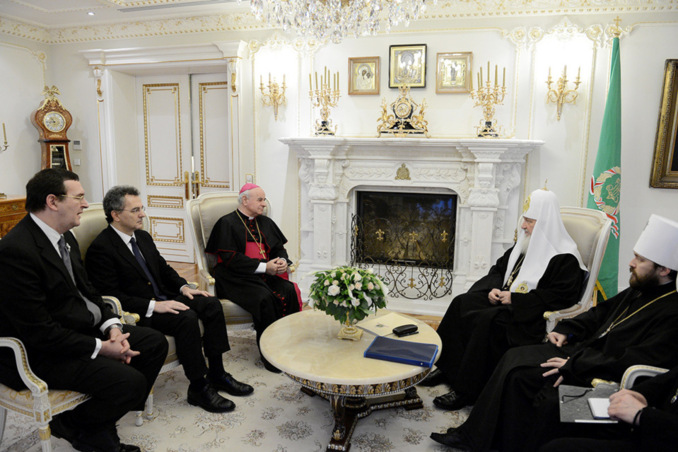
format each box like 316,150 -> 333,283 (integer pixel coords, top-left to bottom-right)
629,268 -> 660,290
520,235 -> 531,254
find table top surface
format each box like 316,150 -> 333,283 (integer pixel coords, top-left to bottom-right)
260,309 -> 441,388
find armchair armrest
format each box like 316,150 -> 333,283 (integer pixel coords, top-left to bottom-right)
198,269 -> 215,293
102,295 -> 140,325
0,337 -> 48,394
621,365 -> 669,389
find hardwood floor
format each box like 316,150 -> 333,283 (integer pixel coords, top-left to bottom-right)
168,261 -> 442,330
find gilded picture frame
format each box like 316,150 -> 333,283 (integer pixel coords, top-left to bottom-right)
650,59 -> 678,189
389,44 -> 426,88
436,52 -> 472,93
348,57 -> 380,95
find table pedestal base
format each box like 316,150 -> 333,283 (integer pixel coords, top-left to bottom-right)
301,386 -> 423,451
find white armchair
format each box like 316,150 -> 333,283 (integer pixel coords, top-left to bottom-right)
621,365 -> 669,389
544,207 -> 612,331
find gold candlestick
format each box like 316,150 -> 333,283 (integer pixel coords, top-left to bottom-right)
546,66 -> 582,121
469,62 -> 507,137
260,73 -> 286,121
309,67 -> 341,135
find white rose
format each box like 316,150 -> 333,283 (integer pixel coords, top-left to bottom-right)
331,272 -> 336,278
349,284 -> 355,291
355,282 -> 362,290
328,285 -> 340,296
332,280 -> 339,285
367,282 -> 374,290
351,298 -> 360,307
324,280 -> 330,286
353,273 -> 362,282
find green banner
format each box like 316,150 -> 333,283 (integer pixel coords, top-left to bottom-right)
587,36 -> 621,299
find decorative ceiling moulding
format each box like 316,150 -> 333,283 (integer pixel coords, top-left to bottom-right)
0,16 -> 52,43
248,33 -> 323,57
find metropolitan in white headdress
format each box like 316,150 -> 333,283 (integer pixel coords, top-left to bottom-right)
504,189 -> 587,294
633,214 -> 678,290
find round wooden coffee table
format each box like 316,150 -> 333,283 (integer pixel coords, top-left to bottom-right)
260,309 -> 441,451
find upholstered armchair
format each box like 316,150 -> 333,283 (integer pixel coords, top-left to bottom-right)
0,294 -> 125,451
543,207 -> 612,331
186,192 -> 262,327
621,365 -> 669,389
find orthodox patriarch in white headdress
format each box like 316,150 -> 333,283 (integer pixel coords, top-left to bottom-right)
422,188 -> 588,412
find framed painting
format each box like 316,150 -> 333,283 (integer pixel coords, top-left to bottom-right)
389,44 -> 426,88
650,59 -> 678,189
348,57 -> 380,95
436,52 -> 472,93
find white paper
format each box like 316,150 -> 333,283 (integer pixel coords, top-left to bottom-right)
587,397 -> 611,419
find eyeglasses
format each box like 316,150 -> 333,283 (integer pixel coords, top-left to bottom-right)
59,194 -> 86,201
119,206 -> 146,214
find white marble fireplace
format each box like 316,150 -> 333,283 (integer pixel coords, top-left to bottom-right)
281,137 -> 543,316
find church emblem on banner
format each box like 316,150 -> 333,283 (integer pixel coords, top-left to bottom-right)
590,166 -> 621,238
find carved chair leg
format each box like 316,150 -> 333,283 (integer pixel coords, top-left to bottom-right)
38,424 -> 53,452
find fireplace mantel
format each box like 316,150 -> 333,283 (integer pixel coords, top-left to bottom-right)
281,137 -> 543,315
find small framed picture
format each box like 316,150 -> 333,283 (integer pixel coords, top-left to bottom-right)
650,59 -> 678,189
348,57 -> 380,95
389,44 -> 427,88
436,52 -> 473,93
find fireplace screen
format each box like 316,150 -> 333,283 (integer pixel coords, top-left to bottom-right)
350,191 -> 456,300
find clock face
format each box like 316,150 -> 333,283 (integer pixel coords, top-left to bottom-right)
394,99 -> 413,119
43,111 -> 66,133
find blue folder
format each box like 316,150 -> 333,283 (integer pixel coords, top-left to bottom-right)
364,336 -> 438,367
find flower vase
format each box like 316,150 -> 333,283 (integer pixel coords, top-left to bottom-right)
338,319 -> 363,341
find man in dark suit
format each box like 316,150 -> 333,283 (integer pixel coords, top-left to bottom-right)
85,185 -> 253,414
0,169 -> 168,452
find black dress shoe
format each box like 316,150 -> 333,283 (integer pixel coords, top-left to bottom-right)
208,372 -> 254,396
419,368 -> 446,387
187,384 -> 236,413
430,431 -> 472,451
433,390 -> 471,411
71,428 -> 120,452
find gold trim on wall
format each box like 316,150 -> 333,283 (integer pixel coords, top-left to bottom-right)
149,216 -> 185,243
198,81 -> 231,189
650,59 -> 678,189
142,83 -> 184,187
147,195 -> 184,209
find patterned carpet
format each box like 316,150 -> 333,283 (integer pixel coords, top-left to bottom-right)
0,329 -> 468,452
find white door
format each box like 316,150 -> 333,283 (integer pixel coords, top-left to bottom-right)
136,73 -> 233,263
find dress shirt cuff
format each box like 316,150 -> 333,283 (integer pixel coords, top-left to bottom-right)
255,262 -> 266,274
91,338 -> 102,359
146,300 -> 156,317
100,318 -> 121,336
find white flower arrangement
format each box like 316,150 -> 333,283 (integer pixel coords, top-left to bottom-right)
309,266 -> 388,324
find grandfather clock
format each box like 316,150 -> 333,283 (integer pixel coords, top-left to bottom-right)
31,85 -> 73,170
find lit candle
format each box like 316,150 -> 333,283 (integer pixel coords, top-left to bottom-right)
503,67 -> 506,88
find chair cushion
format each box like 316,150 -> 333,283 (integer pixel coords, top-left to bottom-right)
0,383 -> 89,418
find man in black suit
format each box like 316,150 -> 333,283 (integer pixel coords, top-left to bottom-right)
0,169 -> 168,452
85,185 -> 253,414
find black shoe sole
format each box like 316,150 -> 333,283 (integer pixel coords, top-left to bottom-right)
187,395 -> 236,413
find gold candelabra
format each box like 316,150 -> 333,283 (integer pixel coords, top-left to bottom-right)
309,67 -> 340,135
469,62 -> 507,137
260,73 -> 286,121
1,122 -> 8,153
546,66 -> 581,121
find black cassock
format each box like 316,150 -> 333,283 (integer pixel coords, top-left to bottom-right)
206,210 -> 301,341
435,245 -> 585,401
453,281 -> 678,452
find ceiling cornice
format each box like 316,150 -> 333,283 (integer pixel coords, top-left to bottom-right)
1,1 -> 677,45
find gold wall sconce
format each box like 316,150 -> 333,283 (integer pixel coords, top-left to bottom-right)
260,73 -> 286,120
1,122 -> 8,153
546,66 -> 582,120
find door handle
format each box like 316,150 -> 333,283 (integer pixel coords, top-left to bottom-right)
193,171 -> 202,198
183,171 -> 190,200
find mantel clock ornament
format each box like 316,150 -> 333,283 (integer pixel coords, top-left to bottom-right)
30,85 -> 73,170
377,85 -> 429,137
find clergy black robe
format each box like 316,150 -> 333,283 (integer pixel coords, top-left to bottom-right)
452,281 -> 678,452
205,210 -> 301,340
434,245 -> 585,400
539,364 -> 678,452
